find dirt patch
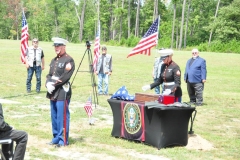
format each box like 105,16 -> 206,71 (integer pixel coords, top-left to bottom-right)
186,134 -> 214,150
0,98 -> 21,104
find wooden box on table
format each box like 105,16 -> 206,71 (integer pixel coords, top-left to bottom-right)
134,93 -> 159,104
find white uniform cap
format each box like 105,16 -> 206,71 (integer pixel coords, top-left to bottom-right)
52,37 -> 68,46
192,48 -> 199,53
158,49 -> 173,59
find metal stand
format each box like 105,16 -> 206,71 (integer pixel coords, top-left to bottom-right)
71,41 -> 98,108
188,110 -> 197,134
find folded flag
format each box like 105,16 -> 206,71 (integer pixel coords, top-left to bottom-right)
111,86 -> 135,101
84,97 -> 93,117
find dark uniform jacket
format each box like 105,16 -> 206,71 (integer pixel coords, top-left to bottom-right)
150,60 -> 182,97
46,53 -> 75,101
0,104 -> 12,132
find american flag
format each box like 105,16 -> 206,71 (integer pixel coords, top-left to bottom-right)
93,21 -> 100,71
20,11 -> 29,64
127,16 -> 160,58
84,97 -> 93,117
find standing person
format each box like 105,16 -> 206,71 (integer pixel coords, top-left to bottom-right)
95,46 -> 112,95
142,49 -> 182,102
152,48 -> 164,94
25,38 -> 45,93
46,37 -> 75,147
184,48 -> 207,106
0,103 -> 28,160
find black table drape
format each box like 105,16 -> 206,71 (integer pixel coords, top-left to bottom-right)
107,99 -> 196,149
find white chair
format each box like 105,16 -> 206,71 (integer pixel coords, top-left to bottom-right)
0,139 -> 12,160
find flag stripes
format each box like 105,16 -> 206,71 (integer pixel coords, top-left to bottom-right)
21,11 -> 29,64
127,17 -> 160,58
93,21 -> 100,71
84,97 -> 93,117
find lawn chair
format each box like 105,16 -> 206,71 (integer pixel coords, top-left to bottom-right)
0,139 -> 13,160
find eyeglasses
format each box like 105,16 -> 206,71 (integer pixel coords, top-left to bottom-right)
192,52 -> 198,54
33,41 -> 38,43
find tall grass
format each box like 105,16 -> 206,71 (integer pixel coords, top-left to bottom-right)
0,39 -> 240,160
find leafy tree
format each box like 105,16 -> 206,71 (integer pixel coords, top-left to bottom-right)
211,0 -> 240,42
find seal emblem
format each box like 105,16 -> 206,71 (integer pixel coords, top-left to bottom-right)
123,103 -> 141,134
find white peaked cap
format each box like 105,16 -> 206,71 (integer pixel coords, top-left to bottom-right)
158,49 -> 174,57
192,48 -> 199,53
52,37 -> 68,46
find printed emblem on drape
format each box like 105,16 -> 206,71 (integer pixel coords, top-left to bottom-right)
121,102 -> 145,141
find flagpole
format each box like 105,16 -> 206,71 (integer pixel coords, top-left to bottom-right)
155,15 -> 161,58
89,92 -> 93,125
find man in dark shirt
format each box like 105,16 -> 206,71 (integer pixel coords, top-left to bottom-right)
0,103 -> 28,160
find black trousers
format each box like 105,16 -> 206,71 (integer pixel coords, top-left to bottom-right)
0,129 -> 28,160
187,82 -> 204,104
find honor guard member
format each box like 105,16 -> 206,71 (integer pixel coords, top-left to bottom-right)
25,38 -> 45,93
46,37 -> 75,147
142,49 -> 182,102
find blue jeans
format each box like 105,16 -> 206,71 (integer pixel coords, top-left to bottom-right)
153,78 -> 160,94
98,73 -> 109,94
153,78 -> 164,94
26,64 -> 42,91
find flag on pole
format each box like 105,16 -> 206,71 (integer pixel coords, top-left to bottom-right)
20,11 -> 29,64
93,21 -> 100,71
127,16 -> 160,58
84,96 -> 93,117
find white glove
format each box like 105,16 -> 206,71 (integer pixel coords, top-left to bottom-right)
46,82 -> 55,94
162,89 -> 171,95
142,85 -> 151,91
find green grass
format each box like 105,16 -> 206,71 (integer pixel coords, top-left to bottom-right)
0,39 -> 240,160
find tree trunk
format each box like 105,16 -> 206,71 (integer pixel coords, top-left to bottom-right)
74,5 -> 81,42
208,0 -> 221,45
110,0 -> 113,40
184,0 -> 191,48
178,0 -> 186,49
119,0 -> 125,42
128,0 -> 131,38
79,0 -> 86,42
176,18 -> 179,49
171,3 -> 176,48
135,0 -> 140,37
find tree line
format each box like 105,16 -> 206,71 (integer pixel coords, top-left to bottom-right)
0,0 -> 239,53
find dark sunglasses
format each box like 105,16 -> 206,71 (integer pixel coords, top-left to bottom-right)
33,41 -> 38,43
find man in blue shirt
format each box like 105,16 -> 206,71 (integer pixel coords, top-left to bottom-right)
184,49 -> 207,106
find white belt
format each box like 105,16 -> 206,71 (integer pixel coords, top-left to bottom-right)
163,82 -> 175,86
52,76 -> 59,80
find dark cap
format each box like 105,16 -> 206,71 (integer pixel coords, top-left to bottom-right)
102,46 -> 107,50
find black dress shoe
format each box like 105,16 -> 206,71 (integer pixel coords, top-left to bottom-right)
55,144 -> 64,148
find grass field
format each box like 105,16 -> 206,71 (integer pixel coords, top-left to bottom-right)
0,39 -> 240,160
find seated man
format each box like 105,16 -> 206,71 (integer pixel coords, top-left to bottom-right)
0,103 -> 28,160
